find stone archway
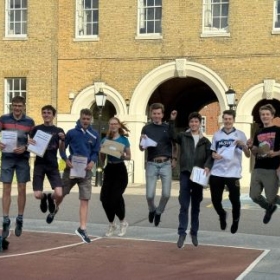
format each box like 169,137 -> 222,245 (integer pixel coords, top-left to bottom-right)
129,59 -> 229,115
57,83 -> 128,133
129,59 -> 231,183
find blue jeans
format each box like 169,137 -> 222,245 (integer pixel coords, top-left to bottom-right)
146,161 -> 172,214
178,171 -> 203,236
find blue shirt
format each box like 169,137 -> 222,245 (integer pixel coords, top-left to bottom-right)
101,135 -> 130,162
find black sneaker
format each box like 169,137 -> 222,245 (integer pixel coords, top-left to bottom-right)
40,193 -> 48,213
230,219 -> 239,234
263,205 -> 277,224
148,211 -> 156,223
2,238 -> 9,250
2,219 -> 11,238
15,217 -> 23,237
46,208 -> 59,224
177,235 -> 186,248
190,233 -> 198,247
47,193 -> 55,213
154,213 -> 161,227
219,211 -> 227,230
75,227 -> 91,243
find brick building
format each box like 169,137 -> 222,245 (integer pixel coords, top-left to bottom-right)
1,1 -> 280,185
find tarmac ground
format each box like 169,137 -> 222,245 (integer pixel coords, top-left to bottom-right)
1,180 -> 280,280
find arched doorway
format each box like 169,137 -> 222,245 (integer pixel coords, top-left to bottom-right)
91,100 -> 117,138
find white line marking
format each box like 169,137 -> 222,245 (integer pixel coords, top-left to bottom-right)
0,231 -> 102,259
235,249 -> 270,280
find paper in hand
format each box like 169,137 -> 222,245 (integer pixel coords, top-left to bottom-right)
140,136 -> 157,149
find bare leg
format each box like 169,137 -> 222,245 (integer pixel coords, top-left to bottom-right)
2,183 -> 12,216
17,183 -> 26,215
79,199 -> 89,229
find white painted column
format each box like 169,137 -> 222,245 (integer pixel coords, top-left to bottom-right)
118,114 -> 147,184
234,115 -> 253,188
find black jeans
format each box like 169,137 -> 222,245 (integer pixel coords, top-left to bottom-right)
100,162 -> 128,223
209,175 -> 241,221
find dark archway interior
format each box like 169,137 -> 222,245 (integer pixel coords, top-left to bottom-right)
148,77 -> 218,128
91,100 -> 116,137
252,99 -> 280,125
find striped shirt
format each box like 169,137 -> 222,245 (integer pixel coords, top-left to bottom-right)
0,113 -> 35,158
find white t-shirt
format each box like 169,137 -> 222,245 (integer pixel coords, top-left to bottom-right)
192,134 -> 200,148
210,128 -> 247,178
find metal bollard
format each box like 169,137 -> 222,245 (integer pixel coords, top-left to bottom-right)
95,167 -> 103,187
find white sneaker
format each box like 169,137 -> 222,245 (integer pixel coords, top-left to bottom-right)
105,223 -> 117,237
118,221 -> 129,237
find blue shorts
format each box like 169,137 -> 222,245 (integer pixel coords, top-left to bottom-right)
0,157 -> 30,183
33,164 -> 62,191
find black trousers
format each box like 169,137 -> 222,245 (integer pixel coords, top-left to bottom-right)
209,175 -> 241,221
100,162 -> 128,223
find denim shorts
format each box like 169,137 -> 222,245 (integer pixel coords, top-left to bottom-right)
0,157 -> 30,183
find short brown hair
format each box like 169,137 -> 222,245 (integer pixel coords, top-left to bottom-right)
222,109 -> 236,119
259,104 -> 276,116
149,103 -> 165,113
80,108 -> 92,117
188,112 -> 202,123
12,96 -> 26,105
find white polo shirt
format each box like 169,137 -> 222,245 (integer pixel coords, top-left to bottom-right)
210,128 -> 247,178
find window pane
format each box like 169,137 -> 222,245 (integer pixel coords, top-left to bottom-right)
22,10 -> 27,21
85,0 -> 92,9
155,21 -> 161,33
92,0 -> 98,8
15,23 -> 21,34
221,18 -> 228,28
10,10 -> 15,21
221,4 -> 228,16
213,18 -> 219,28
155,0 -> 161,5
155,7 -> 161,19
147,8 -> 154,20
21,78 -> 26,90
147,21 -> 154,32
92,23 -> 98,34
93,10 -> 98,20
15,0 -> 21,8
213,5 -> 220,16
15,10 -> 21,21
147,0 -> 154,6
14,79 -> 20,90
22,0 -> 27,8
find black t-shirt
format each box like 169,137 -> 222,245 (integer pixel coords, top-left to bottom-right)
253,125 -> 280,170
141,122 -> 173,161
30,124 -> 64,166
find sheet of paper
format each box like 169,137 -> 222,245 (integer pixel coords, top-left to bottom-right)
27,130 -> 52,157
190,166 -> 210,187
70,155 -> 87,178
1,131 -> 17,153
100,139 -> 125,158
140,136 -> 157,149
218,144 -> 236,160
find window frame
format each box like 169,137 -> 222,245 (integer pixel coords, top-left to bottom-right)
136,0 -> 162,40
75,0 -> 99,40
201,0 -> 230,37
273,0 -> 280,33
5,0 -> 28,38
4,78 -> 27,114
201,116 -> 207,134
